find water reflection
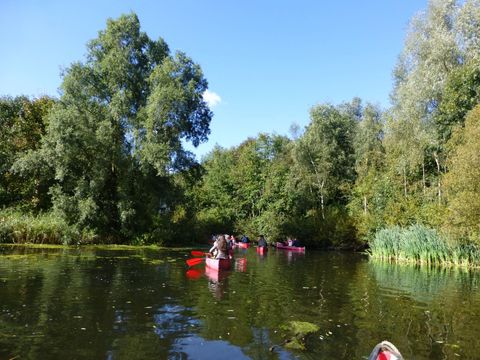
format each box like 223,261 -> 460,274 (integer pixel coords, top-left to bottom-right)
205,267 -> 231,300
171,336 -> 251,359
275,248 -> 305,265
2,245 -> 480,359
186,268 -> 203,280
153,304 -> 200,339
235,257 -> 247,272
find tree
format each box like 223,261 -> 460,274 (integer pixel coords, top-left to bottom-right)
16,14 -> 212,240
435,60 -> 480,144
292,101 -> 357,219
349,104 -> 385,239
193,146 -> 237,235
0,96 -> 55,209
443,105 -> 480,243
389,0 -> 480,209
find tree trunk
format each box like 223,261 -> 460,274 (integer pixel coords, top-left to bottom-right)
433,152 -> 442,204
307,150 -> 326,220
363,195 -> 367,215
422,161 -> 426,196
320,192 -> 325,220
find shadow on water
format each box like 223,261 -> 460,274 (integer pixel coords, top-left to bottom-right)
1,245 -> 480,359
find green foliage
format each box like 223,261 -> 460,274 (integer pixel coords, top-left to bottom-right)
0,96 -> 55,210
3,2 -> 480,256
353,0 -> 480,249
443,105 -> 480,243
0,209 -> 95,245
292,100 -> 357,210
13,13 -> 211,242
435,61 -> 480,144
193,134 -> 296,241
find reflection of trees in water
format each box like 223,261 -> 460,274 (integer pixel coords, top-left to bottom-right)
369,262 -> 480,303
7,247 -> 480,359
0,246 -> 199,359
356,262 -> 480,359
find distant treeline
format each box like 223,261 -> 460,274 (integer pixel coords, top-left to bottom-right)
1,2 -> 480,255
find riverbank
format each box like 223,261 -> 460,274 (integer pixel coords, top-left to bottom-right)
0,210 -> 97,245
368,224 -> 480,268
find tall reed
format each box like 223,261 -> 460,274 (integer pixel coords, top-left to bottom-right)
369,225 -> 480,268
0,210 -> 95,245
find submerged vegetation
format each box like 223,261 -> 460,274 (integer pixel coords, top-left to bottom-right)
2,2 -> 480,266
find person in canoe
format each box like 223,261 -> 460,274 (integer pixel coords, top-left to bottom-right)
225,234 -> 234,256
209,234 -> 229,259
257,235 -> 267,248
367,340 -> 403,360
241,234 -> 250,243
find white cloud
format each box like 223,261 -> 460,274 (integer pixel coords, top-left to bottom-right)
203,89 -> 221,108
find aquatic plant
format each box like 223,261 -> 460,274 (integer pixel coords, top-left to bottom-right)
279,320 -> 320,350
0,210 -> 95,245
369,224 -> 480,268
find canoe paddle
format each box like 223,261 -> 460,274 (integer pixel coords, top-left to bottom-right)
186,257 -> 205,267
191,250 -> 208,257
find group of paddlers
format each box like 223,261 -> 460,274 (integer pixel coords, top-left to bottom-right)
208,233 -> 269,259
209,233 -> 306,259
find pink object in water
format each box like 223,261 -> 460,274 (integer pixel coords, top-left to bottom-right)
256,246 -> 268,255
205,257 -> 231,271
276,242 -> 305,252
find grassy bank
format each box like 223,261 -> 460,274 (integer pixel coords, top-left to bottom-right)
369,224 -> 480,268
0,210 -> 96,245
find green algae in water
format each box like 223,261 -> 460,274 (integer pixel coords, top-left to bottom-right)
148,259 -> 164,265
280,321 -> 320,350
1,254 -> 34,260
282,320 -> 319,335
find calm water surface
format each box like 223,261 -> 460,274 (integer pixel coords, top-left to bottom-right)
1,245 -> 479,359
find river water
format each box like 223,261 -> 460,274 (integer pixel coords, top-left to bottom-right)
1,245 -> 479,359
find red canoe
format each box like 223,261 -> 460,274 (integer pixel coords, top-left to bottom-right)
276,242 -> 306,252
256,246 -> 268,255
205,257 -> 231,271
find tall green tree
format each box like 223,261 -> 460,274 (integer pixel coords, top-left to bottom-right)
389,0 -> 480,209
349,104 -> 385,239
292,101 -> 357,219
435,60 -> 480,144
16,14 -> 212,240
0,96 -> 55,209
443,105 -> 480,243
193,146 -> 237,235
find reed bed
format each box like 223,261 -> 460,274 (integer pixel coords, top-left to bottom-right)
369,224 -> 480,268
0,210 -> 95,245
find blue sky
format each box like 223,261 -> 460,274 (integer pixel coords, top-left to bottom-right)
0,0 -> 424,159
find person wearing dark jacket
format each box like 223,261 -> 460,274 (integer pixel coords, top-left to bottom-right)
257,235 -> 267,248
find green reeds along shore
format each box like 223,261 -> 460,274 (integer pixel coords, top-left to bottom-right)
368,225 -> 480,268
0,210 -> 96,245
